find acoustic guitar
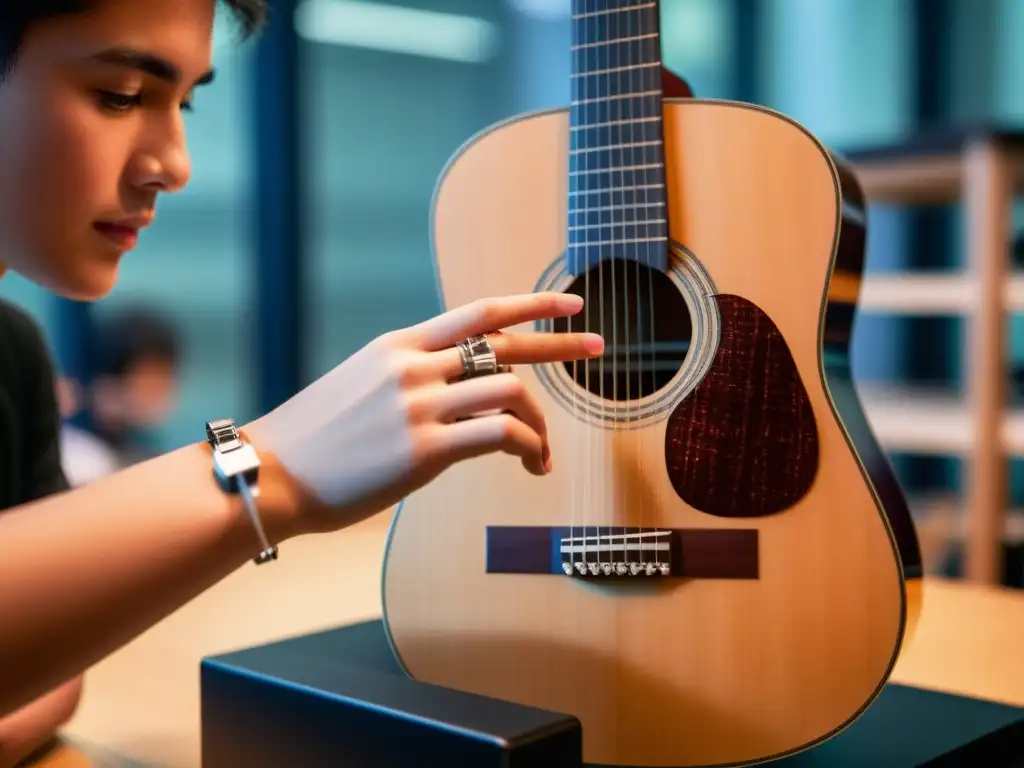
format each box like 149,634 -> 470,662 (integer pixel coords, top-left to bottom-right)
382,1 -> 923,765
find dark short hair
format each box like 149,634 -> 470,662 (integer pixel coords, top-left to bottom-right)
95,306 -> 181,379
1,1 -> 268,78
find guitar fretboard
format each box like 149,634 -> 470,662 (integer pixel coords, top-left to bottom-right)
568,0 -> 668,274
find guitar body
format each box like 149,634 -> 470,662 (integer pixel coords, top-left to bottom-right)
381,96 -> 922,768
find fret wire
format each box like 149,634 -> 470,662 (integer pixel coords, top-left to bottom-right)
570,166 -> 668,182
572,0 -> 654,10
570,183 -> 665,195
570,163 -> 662,177
573,140 -> 659,156
568,237 -> 667,248
570,202 -> 667,215
570,116 -> 659,131
570,220 -> 667,231
572,2 -> 655,20
572,98 -> 661,126
571,139 -> 661,155
570,217 -> 667,229
570,160 -> 665,175
570,231 -> 669,243
573,201 -> 659,214
571,33 -> 658,51
570,62 -> 658,78
575,66 -> 657,98
571,89 -> 660,106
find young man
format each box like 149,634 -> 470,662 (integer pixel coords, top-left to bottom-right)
0,300 -> 83,765
0,0 -> 603,759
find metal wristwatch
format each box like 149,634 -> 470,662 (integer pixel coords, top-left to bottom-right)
206,418 -> 278,565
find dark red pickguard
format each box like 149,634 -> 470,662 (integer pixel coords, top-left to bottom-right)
664,294 -> 819,517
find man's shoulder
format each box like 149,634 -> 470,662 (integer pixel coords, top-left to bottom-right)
0,297 -> 61,442
0,297 -> 48,348
0,298 -> 71,505
0,298 -> 55,384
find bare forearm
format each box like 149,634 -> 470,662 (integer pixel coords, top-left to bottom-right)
0,676 -> 83,768
0,441 -> 301,717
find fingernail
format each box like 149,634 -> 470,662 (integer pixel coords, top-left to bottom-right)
545,456 -> 553,473
557,294 -> 584,313
583,334 -> 605,355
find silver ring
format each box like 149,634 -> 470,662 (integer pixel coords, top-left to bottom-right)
456,334 -> 509,380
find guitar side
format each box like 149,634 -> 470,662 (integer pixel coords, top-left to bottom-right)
818,152 -> 924,628
381,98 -> 922,768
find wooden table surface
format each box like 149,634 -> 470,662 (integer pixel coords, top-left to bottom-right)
34,509 -> 1024,767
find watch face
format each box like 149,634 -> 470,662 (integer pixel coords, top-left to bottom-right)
207,419 -> 239,448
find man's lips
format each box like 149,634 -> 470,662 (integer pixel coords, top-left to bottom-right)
93,223 -> 139,247
93,216 -> 152,248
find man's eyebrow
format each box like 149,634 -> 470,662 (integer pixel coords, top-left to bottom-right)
89,47 -> 215,87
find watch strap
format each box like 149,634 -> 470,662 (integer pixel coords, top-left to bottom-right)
206,418 -> 278,565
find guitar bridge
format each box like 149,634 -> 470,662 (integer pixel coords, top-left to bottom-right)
484,526 -> 758,580
559,529 -> 672,577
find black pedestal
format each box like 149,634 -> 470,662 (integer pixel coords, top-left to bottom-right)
200,619 -> 582,767
201,619 -> 1024,768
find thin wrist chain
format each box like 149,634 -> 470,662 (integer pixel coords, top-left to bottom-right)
206,418 -> 278,565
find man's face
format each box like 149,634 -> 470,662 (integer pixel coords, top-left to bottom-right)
0,0 -> 216,300
121,355 -> 179,428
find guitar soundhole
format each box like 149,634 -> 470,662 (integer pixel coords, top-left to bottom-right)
551,258 -> 692,400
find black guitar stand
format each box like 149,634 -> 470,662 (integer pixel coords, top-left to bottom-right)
200,619 -> 1024,768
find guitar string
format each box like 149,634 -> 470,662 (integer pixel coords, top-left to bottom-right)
601,0 -> 614,576
582,0 -> 593,575
588,0 -> 599,575
599,0 -> 612,574
573,0 -> 589,577
594,0 -> 608,574
601,0 -> 614,573
646,6 -> 662,572
635,1 -> 648,571
614,0 -> 626,572
601,1 -> 616,569
633,0 -> 646,571
630,0 -> 643,571
569,0 -> 577,577
576,0 -> 584,574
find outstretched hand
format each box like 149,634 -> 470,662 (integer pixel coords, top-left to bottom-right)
244,292 -> 603,533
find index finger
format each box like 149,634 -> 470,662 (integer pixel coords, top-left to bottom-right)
408,292 -> 585,350
434,330 -> 604,381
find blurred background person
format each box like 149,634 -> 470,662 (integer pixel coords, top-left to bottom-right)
59,307 -> 182,487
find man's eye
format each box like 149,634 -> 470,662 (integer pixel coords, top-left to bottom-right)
97,90 -> 142,112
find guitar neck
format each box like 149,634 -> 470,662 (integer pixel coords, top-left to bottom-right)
568,0 -> 669,275
570,0 -> 664,89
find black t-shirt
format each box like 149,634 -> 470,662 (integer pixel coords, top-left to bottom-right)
0,298 -> 69,511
